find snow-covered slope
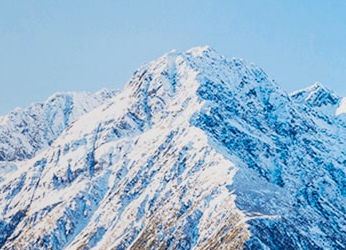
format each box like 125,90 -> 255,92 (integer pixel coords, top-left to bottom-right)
0,46 -> 345,250
0,89 -> 118,162
337,98 -> 346,116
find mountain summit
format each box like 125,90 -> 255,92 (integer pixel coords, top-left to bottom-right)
0,47 -> 345,250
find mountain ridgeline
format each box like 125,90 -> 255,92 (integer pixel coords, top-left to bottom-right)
0,47 -> 345,250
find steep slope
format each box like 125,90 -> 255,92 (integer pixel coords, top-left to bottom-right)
0,46 -> 345,250
0,89 -> 118,162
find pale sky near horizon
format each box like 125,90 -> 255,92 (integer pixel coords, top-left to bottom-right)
1,0 -> 345,116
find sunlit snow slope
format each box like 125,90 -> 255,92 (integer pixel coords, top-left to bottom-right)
0,47 -> 345,250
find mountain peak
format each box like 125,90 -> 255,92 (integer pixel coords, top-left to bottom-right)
124,46 -> 281,131
311,81 -> 325,89
184,45 -> 216,56
290,82 -> 340,108
307,82 -> 333,95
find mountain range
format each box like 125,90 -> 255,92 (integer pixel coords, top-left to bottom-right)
0,46 -> 345,250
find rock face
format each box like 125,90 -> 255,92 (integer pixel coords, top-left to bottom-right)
0,46 -> 345,250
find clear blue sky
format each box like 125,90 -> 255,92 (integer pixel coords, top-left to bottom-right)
1,0 -> 345,116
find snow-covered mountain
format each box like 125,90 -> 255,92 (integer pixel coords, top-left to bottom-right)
0,46 -> 345,250
0,89 -> 118,162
